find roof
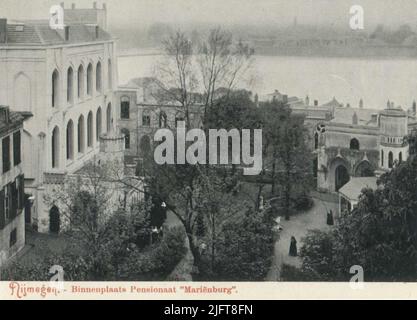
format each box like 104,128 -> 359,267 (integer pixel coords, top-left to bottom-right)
3,20 -> 112,46
380,107 -> 407,117
0,106 -> 25,136
339,177 -> 378,201
331,107 -> 379,126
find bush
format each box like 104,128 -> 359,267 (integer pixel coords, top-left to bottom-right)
118,226 -> 187,280
212,211 -> 275,281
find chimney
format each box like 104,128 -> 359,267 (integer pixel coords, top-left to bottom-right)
305,95 -> 310,107
0,106 -> 10,124
314,100 -> 318,107
71,3 -> 75,9
413,100 -> 416,115
359,98 -> 363,108
93,2 -> 97,9
0,19 -> 7,44
60,2 -> 64,8
103,3 -> 107,10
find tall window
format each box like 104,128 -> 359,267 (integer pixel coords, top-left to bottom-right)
78,115 -> 85,153
67,67 -> 73,103
52,69 -> 60,107
52,126 -> 60,169
13,131 -> 21,166
121,128 -> 130,149
120,96 -> 130,119
2,136 -> 10,173
106,103 -> 112,133
388,151 -> 394,169
96,107 -> 102,141
399,152 -> 403,163
108,59 -> 112,90
142,110 -> 151,127
66,120 -> 74,160
381,149 -> 384,167
87,111 -> 93,148
87,63 -> 93,96
96,61 -> 102,92
159,111 -> 167,128
77,65 -> 84,99
314,132 -> 319,149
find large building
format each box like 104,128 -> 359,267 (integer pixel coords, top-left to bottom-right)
116,77 -> 204,170
262,90 -> 417,197
0,106 -> 26,266
0,3 -> 119,232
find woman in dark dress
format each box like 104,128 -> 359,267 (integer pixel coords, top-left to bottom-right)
289,236 -> 298,256
327,210 -> 334,225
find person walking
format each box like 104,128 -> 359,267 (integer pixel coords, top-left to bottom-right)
289,236 -> 298,256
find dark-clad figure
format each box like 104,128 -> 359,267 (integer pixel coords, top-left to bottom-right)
289,236 -> 298,256
327,210 -> 334,226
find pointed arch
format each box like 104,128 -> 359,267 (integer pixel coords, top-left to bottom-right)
78,115 -> 85,153
87,111 -> 93,147
52,69 -> 60,107
52,126 -> 60,168
77,64 -> 85,99
67,66 -> 74,103
66,120 -> 74,160
87,63 -> 93,96
96,107 -> 102,141
96,61 -> 102,92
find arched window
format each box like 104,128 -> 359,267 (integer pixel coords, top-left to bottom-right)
96,61 -> 102,92
96,107 -> 102,141
388,151 -> 394,168
399,152 -> 403,163
78,115 -> 85,153
381,149 -> 384,167
120,96 -> 130,119
108,59 -> 112,90
77,65 -> 84,99
159,111 -> 167,128
106,103 -> 112,133
121,128 -> 130,149
87,111 -> 93,148
67,67 -> 73,103
66,120 -> 74,160
52,69 -> 60,107
52,126 -> 60,168
350,138 -> 360,150
143,110 -> 151,127
87,63 -> 93,96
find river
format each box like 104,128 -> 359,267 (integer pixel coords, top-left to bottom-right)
118,54 -> 417,110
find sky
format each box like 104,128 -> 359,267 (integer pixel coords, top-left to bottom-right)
1,0 -> 417,30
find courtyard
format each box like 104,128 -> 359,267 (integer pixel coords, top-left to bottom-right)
266,192 -> 338,281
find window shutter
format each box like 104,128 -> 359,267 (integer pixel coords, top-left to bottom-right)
9,182 -> 17,220
19,175 -> 25,210
0,189 -> 5,229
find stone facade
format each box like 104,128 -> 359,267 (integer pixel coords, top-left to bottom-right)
0,4 -> 120,232
0,106 -> 25,266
